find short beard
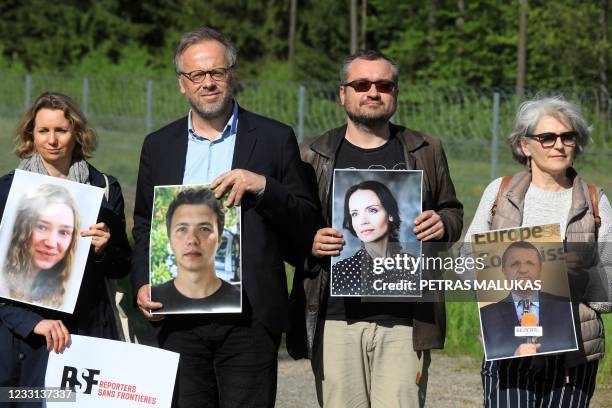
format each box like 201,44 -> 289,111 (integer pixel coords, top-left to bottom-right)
190,92 -> 233,120
344,99 -> 397,130
345,108 -> 395,131
189,79 -> 235,120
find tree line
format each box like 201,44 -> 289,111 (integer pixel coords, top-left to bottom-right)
0,0 -> 609,92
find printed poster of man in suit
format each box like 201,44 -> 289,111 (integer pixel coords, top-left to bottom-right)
471,224 -> 578,361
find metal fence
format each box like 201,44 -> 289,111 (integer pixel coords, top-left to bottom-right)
1,72 -> 610,179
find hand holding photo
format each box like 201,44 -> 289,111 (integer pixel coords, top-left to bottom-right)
330,169 -> 422,297
0,170 -> 104,313
472,224 -> 578,361
149,184 -> 241,314
45,335 -> 179,407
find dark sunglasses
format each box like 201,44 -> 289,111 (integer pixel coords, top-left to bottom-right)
526,131 -> 578,148
343,80 -> 396,93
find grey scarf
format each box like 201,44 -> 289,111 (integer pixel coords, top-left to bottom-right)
17,152 -> 90,183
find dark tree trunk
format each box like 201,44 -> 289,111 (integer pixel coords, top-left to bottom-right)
360,0 -> 367,50
350,0 -> 358,53
516,0 -> 528,100
288,0 -> 297,79
598,0 -> 610,118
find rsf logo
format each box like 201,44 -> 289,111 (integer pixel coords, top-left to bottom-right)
61,366 -> 101,394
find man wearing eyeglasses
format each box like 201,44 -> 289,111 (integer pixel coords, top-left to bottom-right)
131,27 -> 318,407
295,50 -> 463,407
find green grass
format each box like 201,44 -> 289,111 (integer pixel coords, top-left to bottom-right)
444,304 -> 612,385
600,315 -> 612,383
443,148 -> 612,384
1,113 -> 611,384
0,114 -> 145,230
444,302 -> 483,358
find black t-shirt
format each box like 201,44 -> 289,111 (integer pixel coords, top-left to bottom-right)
151,279 -> 241,313
333,132 -> 406,171
326,128 -> 414,321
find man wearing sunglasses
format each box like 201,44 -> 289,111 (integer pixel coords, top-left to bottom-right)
296,50 -> 463,407
131,27 -> 318,407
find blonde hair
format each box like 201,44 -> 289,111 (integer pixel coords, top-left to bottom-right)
15,92 -> 97,160
3,184 -> 80,307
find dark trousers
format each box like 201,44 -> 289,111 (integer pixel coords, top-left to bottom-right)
482,356 -> 598,408
160,320 -> 281,408
0,328 -> 47,408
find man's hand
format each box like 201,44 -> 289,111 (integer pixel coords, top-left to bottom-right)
81,222 -> 110,254
413,210 -> 445,241
513,343 -> 541,356
33,319 -> 71,352
312,228 -> 344,257
137,285 -> 165,321
211,169 -> 266,207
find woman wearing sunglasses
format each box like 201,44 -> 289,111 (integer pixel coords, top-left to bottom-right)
464,95 -> 611,407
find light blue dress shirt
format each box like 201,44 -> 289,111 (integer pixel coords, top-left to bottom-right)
182,102 -> 239,184
512,292 -> 540,324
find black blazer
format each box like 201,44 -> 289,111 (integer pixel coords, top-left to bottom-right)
0,164 -> 131,386
480,291 -> 578,360
131,107 -> 319,334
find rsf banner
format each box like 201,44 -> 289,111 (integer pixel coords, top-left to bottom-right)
45,335 -> 179,407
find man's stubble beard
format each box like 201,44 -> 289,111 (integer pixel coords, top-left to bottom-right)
189,80 -> 235,120
345,100 -> 397,131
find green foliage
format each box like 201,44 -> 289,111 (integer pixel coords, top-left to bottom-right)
253,59 -> 291,81
0,0 -> 147,72
150,186 -> 176,286
0,45 -> 26,73
72,43 -> 161,77
526,1 -> 607,88
136,0 -> 291,78
367,0 -> 609,88
0,0 -> 609,88
292,0 -> 351,80
444,302 -> 483,358
0,0 -> 610,382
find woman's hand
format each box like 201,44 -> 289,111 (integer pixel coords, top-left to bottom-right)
81,222 -> 110,254
312,228 -> 344,257
413,210 -> 445,241
33,319 -> 71,352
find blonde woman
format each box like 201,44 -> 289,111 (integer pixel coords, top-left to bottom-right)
3,184 -> 80,307
0,92 -> 131,396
